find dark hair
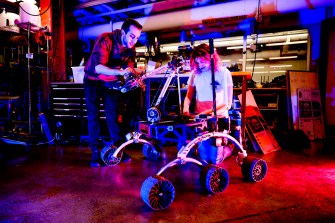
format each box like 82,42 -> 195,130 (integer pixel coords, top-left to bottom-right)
190,43 -> 222,74
121,18 -> 143,33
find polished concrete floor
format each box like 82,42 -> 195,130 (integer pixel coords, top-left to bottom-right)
1,136 -> 335,223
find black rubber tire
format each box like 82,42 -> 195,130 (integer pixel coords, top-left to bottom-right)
142,142 -> 161,160
200,164 -> 229,194
241,157 -> 268,182
140,175 -> 175,210
100,145 -> 122,166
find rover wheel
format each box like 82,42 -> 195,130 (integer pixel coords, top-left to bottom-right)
142,142 -> 161,160
100,145 -> 122,166
147,107 -> 161,123
200,164 -> 229,194
140,176 -> 175,210
241,157 -> 268,182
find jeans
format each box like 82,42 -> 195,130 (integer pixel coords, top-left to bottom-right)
84,78 -> 121,148
119,88 -> 142,134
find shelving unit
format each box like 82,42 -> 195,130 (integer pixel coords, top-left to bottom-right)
233,88 -> 287,130
0,3 -> 51,141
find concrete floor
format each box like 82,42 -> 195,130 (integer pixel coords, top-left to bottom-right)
1,137 -> 335,223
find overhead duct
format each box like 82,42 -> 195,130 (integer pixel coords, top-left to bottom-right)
78,0 -> 335,40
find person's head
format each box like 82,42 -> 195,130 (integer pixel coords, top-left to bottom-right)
121,18 -> 142,48
190,43 -> 222,74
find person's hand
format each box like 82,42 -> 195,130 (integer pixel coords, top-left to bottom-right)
134,68 -> 145,76
183,110 -> 190,116
199,109 -> 213,116
120,67 -> 133,76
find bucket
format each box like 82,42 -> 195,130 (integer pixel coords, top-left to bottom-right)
19,0 -> 41,28
71,66 -> 85,83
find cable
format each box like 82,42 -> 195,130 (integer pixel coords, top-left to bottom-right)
33,135 -> 56,146
251,0 -> 262,78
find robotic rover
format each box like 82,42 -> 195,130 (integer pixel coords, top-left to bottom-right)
100,112 -> 268,210
139,118 -> 268,210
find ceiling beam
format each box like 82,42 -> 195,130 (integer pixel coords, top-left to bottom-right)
75,0 -> 120,9
76,2 -> 157,21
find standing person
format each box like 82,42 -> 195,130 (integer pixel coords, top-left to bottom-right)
183,43 -> 234,163
84,18 -> 142,167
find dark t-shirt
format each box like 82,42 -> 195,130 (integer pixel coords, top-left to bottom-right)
84,29 -> 136,81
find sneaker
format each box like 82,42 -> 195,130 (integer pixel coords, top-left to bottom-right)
90,150 -> 101,167
90,160 -> 101,167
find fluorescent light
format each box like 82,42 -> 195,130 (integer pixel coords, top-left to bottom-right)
269,56 -> 298,60
269,71 -> 286,73
253,71 -> 268,74
246,66 -> 265,69
227,46 -> 244,49
158,42 -> 192,53
136,47 -> 146,53
267,40 -> 307,46
160,45 -> 179,52
270,65 -> 292,68
221,59 -> 231,62
238,58 -> 265,61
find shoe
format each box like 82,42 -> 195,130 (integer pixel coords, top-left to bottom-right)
90,160 -> 101,167
90,148 -> 101,167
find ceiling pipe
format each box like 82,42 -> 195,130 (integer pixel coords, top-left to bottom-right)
78,0 -> 335,40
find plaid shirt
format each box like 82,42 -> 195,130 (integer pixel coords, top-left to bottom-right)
84,29 -> 136,81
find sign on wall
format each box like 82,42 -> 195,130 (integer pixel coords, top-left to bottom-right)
286,71 -> 320,130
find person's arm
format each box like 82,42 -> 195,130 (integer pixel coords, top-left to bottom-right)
183,85 -> 195,116
227,84 -> 233,109
95,64 -> 133,76
225,68 -> 233,109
